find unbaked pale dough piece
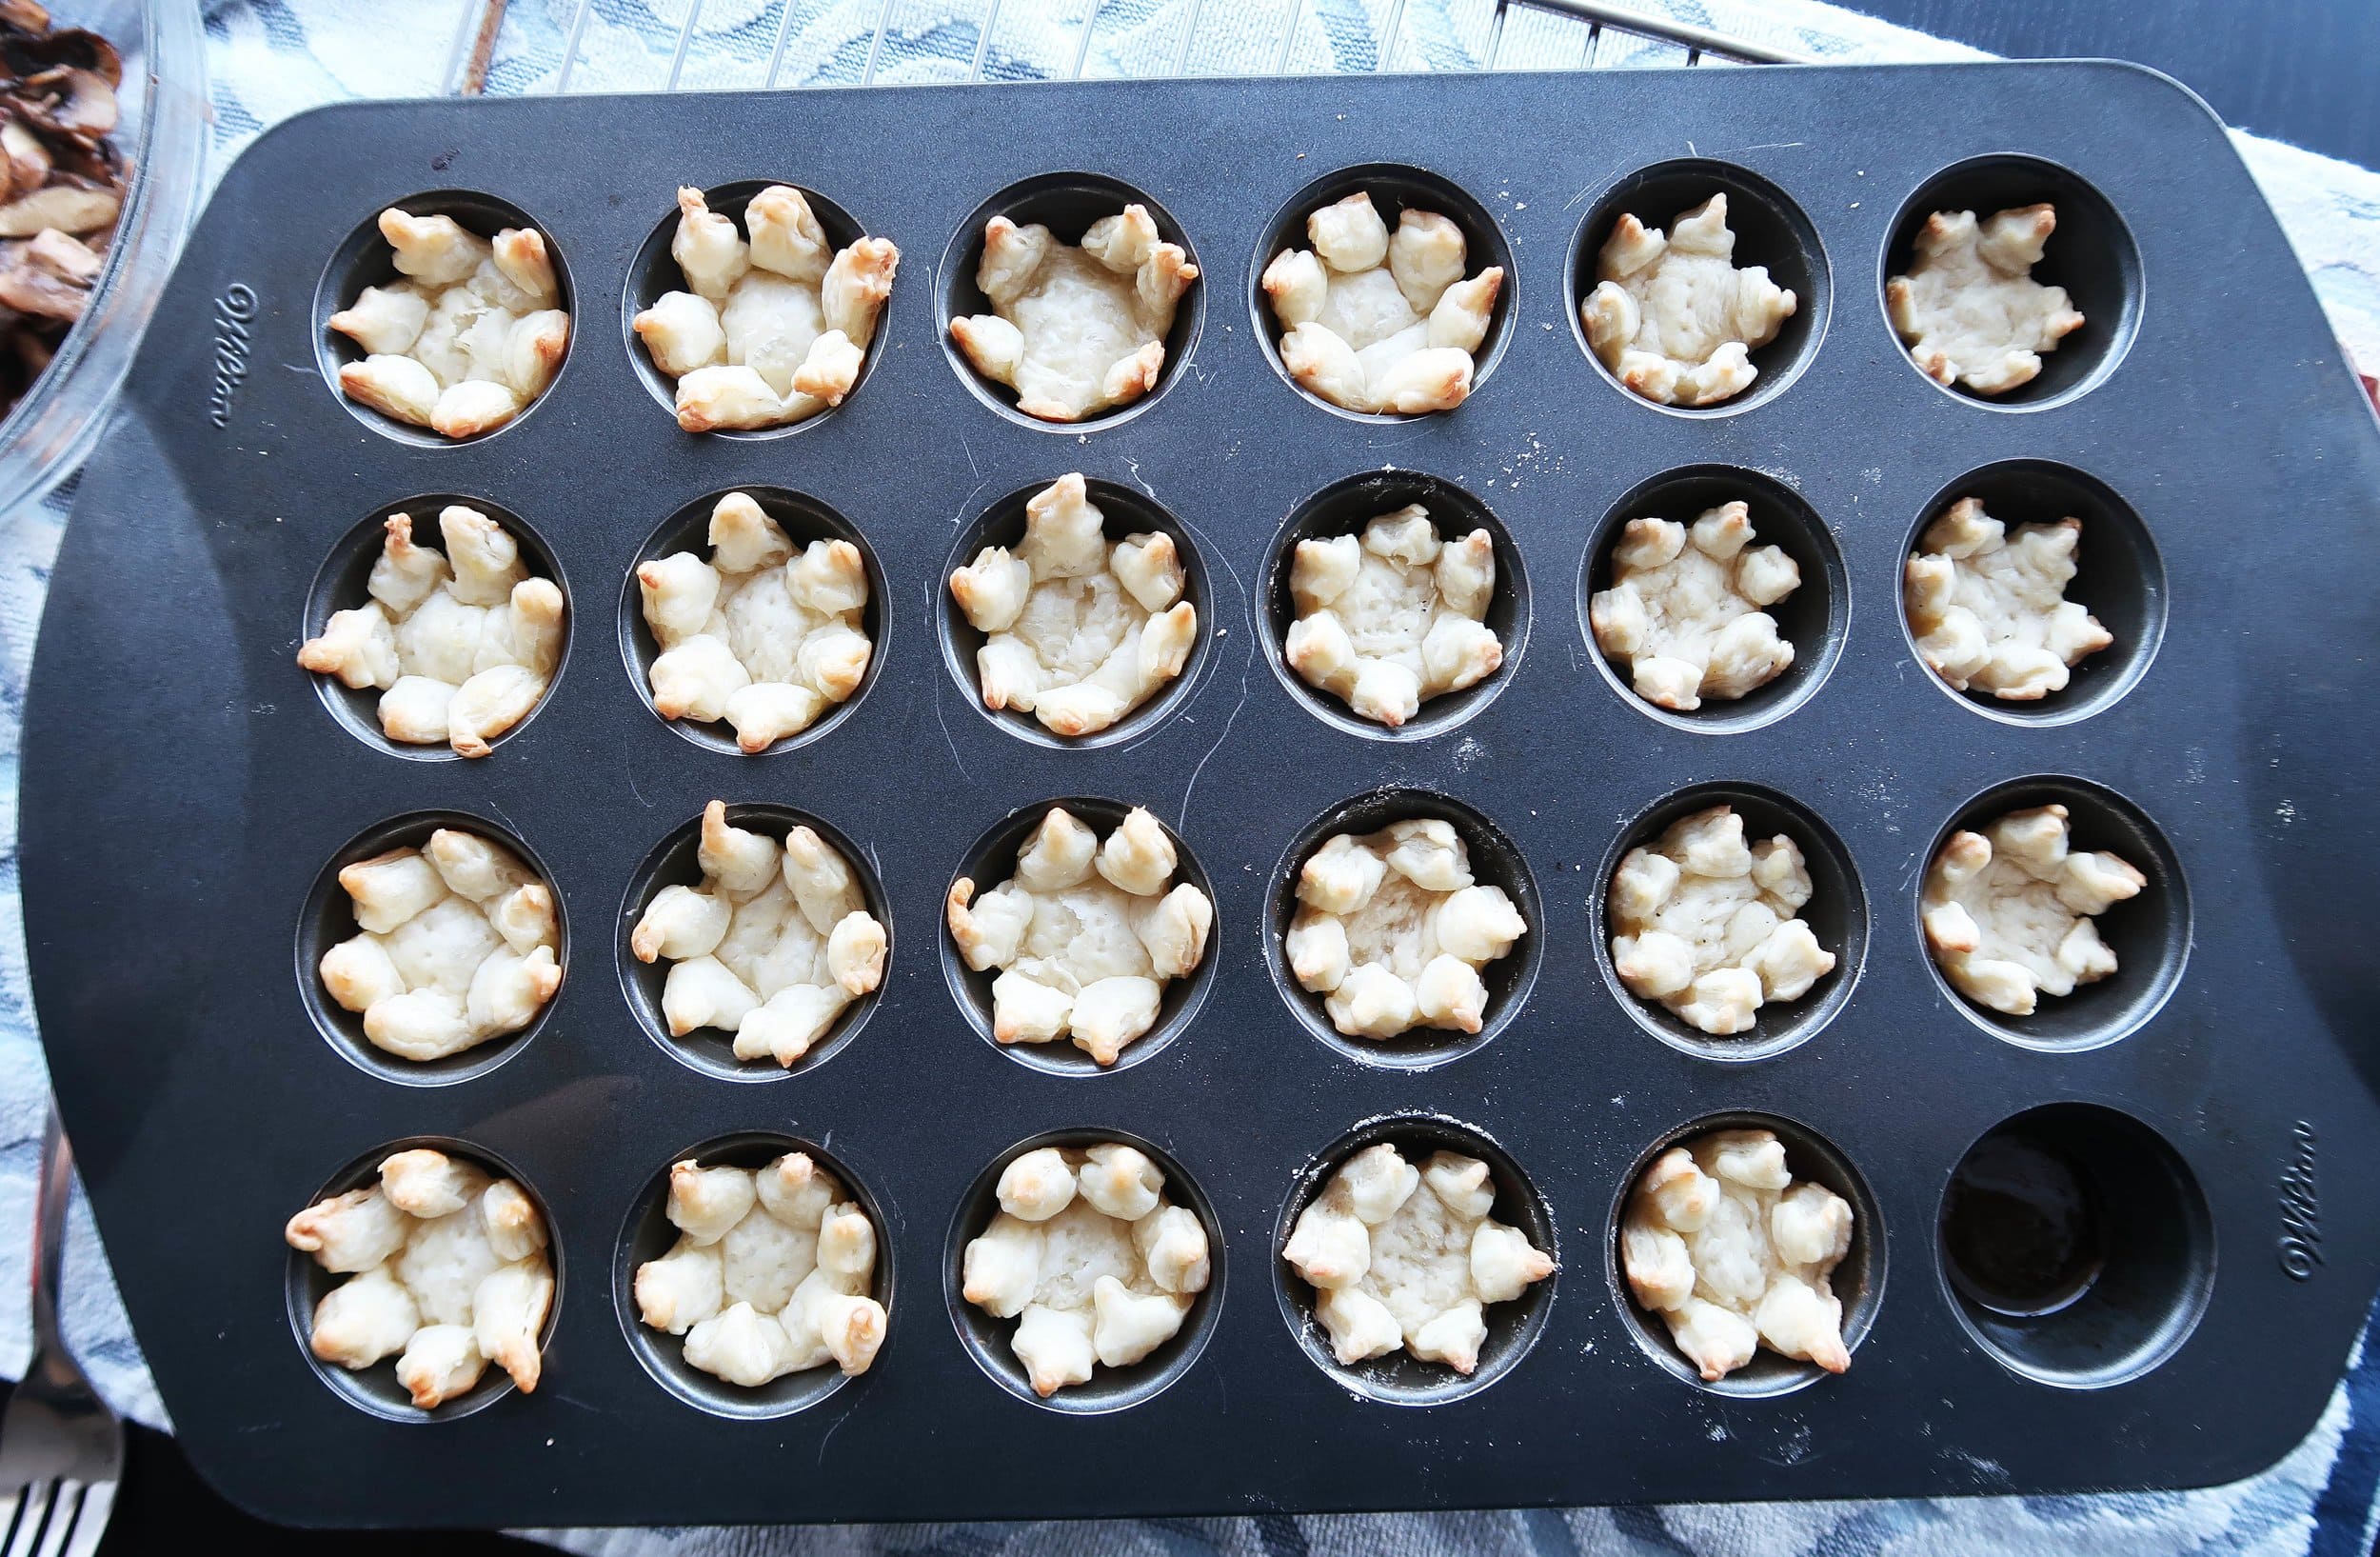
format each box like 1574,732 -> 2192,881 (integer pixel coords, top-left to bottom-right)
961,1143 -> 1213,1397
1622,1128 -> 1855,1382
286,1148 -> 555,1407
299,505 -> 565,758
1921,804 -> 2144,1017
1611,805 -> 1835,1037
632,801 -> 887,1068
1589,500 -> 1801,711
639,490 -> 874,752
1888,204 -> 2083,395
1283,1142 -> 1554,1375
1286,818 -> 1528,1041
633,1151 -> 888,1387
633,185 -> 899,431
1287,505 -> 1502,728
329,207 -> 568,439
1261,191 -> 1503,415
946,805 -> 1213,1066
950,204 -> 1197,422
949,472 -> 1197,738
318,828 -> 563,1062
1905,497 -> 2112,701
1582,194 -> 1795,409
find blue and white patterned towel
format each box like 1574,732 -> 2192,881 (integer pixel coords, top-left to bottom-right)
3,2 -> 2377,1551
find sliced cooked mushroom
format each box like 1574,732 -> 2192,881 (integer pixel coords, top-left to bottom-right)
0,1 -> 127,422
0,238 -> 85,319
14,67 -> 115,140
0,180 -> 116,237
0,120 -> 46,199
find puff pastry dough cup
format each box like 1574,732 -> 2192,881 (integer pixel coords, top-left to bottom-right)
944,799 -> 1215,1075
1271,791 -> 1538,1068
303,814 -> 565,1083
953,1135 -> 1221,1407
623,802 -> 888,1080
943,175 -> 1200,427
627,181 -> 898,433
1276,1119 -> 1557,1403
625,1138 -> 890,1413
1599,787 -> 1864,1062
1572,163 -> 1822,414
1615,1117 -> 1879,1394
285,1141 -> 558,1418
301,498 -> 566,759
322,196 -> 569,443
1899,462 -> 2161,724
1258,171 -> 1510,418
1916,781 -> 2186,1050
1267,471 -> 1523,737
1879,156 -> 2139,407
1584,468 -> 1844,733
943,474 -> 1208,748
626,487 -> 883,756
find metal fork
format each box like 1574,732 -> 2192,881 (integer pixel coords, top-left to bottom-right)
0,1110 -> 122,1557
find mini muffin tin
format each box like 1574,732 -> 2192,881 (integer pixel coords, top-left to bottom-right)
19,63 -> 2380,1527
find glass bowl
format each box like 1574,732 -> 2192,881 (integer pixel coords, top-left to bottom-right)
0,0 -> 208,516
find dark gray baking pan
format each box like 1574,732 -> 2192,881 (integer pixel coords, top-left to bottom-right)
20,60 -> 2380,1527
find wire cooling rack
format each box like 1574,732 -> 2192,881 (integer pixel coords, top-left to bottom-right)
440,0 -> 1800,100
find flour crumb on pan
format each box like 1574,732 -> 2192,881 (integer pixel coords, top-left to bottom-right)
1621,1128 -> 1854,1383
287,1148 -> 555,1408
634,1151 -> 887,1387
1905,496 -> 2111,701
329,207 -> 568,439
633,185 -> 898,431
1610,805 -> 1835,1037
1888,204 -> 2083,395
1282,1141 -> 1554,1375
1589,499 -> 1800,711
949,473 -> 1197,739
1922,804 -> 2143,1017
1286,818 -> 1527,1041
947,805 -> 1213,1067
1582,195 -> 1795,409
632,802 -> 886,1068
1286,504 -> 1502,728
950,203 -> 1196,423
318,828 -> 562,1062
961,1144 -> 1212,1397
298,505 -> 565,758
638,490 -> 873,752
1261,190 -> 1502,414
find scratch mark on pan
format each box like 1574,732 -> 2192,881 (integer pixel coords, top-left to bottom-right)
1180,664 -> 1249,828
935,695 -> 974,784
958,429 -> 981,482
625,762 -> 653,809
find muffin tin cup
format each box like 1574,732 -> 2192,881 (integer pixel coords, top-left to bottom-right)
616,485 -> 890,758
1590,781 -> 1868,1063
312,189 -> 576,448
301,493 -> 575,763
296,809 -> 568,1088
284,1135 -> 565,1425
942,1128 -> 1227,1414
1259,468 -> 1531,741
26,66 -> 2380,1524
940,796 -> 1218,1078
1263,787 -> 1544,1072
1899,460 -> 2166,727
1271,1113 -> 1559,1407
612,1130 -> 897,1419
1605,1109 -> 1886,1399
622,179 -> 888,437
616,802 -> 892,1083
